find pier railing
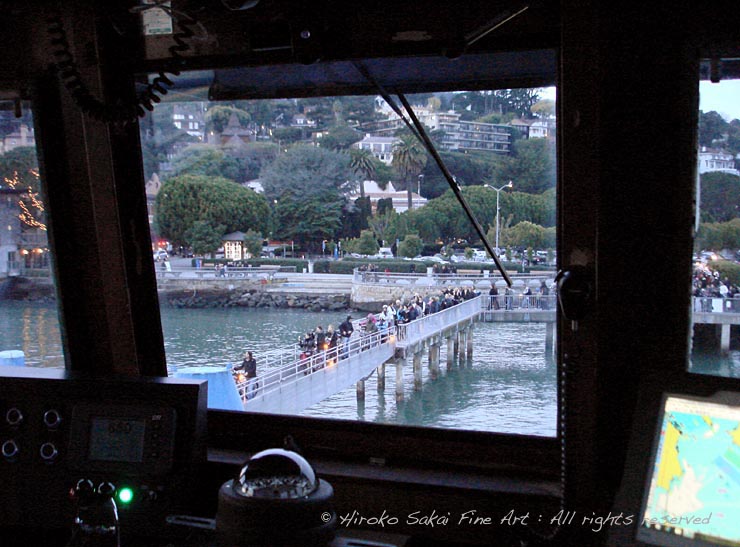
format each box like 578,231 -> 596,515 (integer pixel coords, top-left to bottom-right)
396,295 -> 482,345
235,326 -> 394,404
485,294 -> 558,312
692,296 -> 740,314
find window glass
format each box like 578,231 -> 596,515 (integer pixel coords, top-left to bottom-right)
0,102 -> 64,369
144,87 -> 558,436
691,78 -> 740,378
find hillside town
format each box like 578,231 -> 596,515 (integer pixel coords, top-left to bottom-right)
1,90 -> 739,279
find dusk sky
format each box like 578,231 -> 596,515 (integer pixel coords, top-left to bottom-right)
700,80 -> 740,121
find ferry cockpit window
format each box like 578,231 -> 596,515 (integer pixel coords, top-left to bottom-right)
141,83 -> 558,437
0,101 -> 64,370
691,62 -> 740,379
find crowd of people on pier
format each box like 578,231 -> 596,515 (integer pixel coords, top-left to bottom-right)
487,280 -> 553,310
693,264 -> 740,312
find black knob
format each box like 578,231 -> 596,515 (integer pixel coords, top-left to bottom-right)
39,442 -> 58,461
5,408 -> 23,426
43,409 -> 62,429
1,439 -> 19,459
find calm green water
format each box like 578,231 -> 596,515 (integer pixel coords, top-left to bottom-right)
0,301 -> 558,435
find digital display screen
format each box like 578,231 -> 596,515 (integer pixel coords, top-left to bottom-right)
88,417 -> 146,463
638,394 -> 740,547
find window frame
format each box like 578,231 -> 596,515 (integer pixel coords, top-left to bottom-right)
134,52 -> 563,479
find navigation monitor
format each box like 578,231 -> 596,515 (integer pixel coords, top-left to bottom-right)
637,392 -> 740,547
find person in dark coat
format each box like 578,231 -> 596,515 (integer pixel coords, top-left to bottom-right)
339,315 -> 354,359
236,351 -> 257,378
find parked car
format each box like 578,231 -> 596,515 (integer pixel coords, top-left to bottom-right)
153,250 -> 168,262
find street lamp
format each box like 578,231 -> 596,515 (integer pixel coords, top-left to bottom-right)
484,181 -> 513,255
417,174 -> 424,197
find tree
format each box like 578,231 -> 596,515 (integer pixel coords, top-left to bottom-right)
697,219 -> 740,251
368,210 -> 396,246
185,221 -> 224,257
0,146 -> 39,191
273,193 -> 344,251
398,234 -> 424,258
168,145 -> 242,181
497,220 -> 548,250
376,197 -> 394,217
392,134 -> 428,210
243,229 -> 264,258
140,103 -> 198,181
319,124 -> 363,151
155,174 -> 269,248
487,138 -> 556,194
353,230 -> 380,255
420,149 -> 501,199
349,148 -> 376,199
699,171 -> 740,222
356,229 -> 380,256
272,127 -> 304,145
205,105 -> 251,134
259,144 -> 352,202
699,111 -> 728,148
531,99 -> 556,118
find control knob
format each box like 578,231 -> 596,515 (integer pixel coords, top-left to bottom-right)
39,442 -> 59,462
5,407 -> 23,426
1,439 -> 19,459
43,409 -> 63,429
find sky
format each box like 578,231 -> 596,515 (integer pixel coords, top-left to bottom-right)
699,80 -> 740,121
542,82 -> 740,122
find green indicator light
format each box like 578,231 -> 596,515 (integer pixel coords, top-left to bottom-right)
117,487 -> 134,504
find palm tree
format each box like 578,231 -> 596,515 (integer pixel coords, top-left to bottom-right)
349,147 -> 376,199
392,134 -> 427,210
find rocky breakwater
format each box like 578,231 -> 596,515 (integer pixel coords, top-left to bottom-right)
161,286 -> 350,312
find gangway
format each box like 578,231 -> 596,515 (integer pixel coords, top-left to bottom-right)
234,296 -> 486,414
395,295 -> 483,357
236,328 -> 395,414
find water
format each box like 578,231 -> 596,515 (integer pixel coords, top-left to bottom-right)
9,301 -> 737,436
2,302 -> 558,435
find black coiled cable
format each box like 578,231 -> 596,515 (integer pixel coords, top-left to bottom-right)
46,5 -> 198,124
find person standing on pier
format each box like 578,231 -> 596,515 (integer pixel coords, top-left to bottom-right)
234,351 -> 258,399
237,351 -> 257,379
339,315 -> 354,359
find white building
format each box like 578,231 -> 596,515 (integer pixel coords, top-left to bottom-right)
361,180 -> 427,213
364,105 -> 512,154
698,147 -> 739,175
1,124 -> 35,153
353,135 -> 397,165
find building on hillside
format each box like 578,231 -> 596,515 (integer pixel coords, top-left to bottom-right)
362,107 -> 512,154
353,135 -> 397,165
698,146 -> 739,175
361,180 -> 427,213
510,117 -> 555,139
1,124 -> 35,153
219,112 -> 254,147
172,103 -> 206,139
242,179 -> 264,194
291,114 -> 316,128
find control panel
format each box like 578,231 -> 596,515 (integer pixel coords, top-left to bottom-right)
0,366 -> 207,538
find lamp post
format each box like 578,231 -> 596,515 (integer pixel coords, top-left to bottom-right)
484,181 -> 513,255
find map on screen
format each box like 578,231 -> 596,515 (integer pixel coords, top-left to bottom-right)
637,393 -> 740,547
